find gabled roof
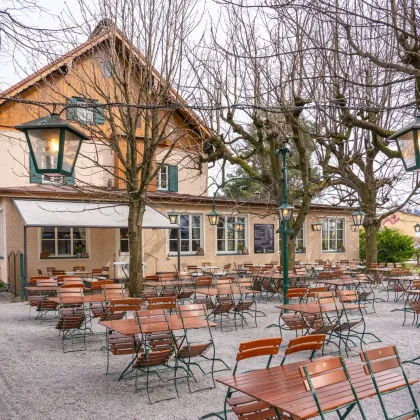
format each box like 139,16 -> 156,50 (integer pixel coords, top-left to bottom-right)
0,20 -> 211,137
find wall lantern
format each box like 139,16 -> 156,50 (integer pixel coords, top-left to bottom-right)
350,224 -> 359,233
15,113 -> 89,176
207,208 -> 221,226
234,219 -> 245,232
414,223 -> 420,233
168,211 -> 178,224
388,116 -> 420,172
311,220 -> 322,231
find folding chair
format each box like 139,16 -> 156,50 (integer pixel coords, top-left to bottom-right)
231,281 -> 259,328
175,304 -> 230,392
90,280 -> 114,293
29,275 -> 50,284
200,338 -> 283,420
103,283 -> 125,300
35,280 -> 59,320
73,265 -> 85,271
146,296 -> 177,312
299,357 -> 366,420
360,346 -> 420,420
133,310 -> 180,404
280,334 -> 327,365
209,285 -> 234,331
193,276 -> 214,310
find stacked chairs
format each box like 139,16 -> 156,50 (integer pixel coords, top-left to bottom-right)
360,346 -> 420,419
174,304 -> 230,392
56,287 -> 86,352
230,280 -> 258,329
208,284 -> 234,331
133,310 -> 179,403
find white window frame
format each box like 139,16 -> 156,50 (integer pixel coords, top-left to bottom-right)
0,209 -> 3,258
168,213 -> 203,255
216,215 -> 248,255
321,218 -> 346,253
39,227 -> 89,258
119,228 -> 130,256
100,60 -> 112,77
295,220 -> 306,254
157,165 -> 169,190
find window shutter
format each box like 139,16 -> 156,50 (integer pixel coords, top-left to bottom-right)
95,101 -> 105,124
29,156 -> 42,184
168,165 -> 178,192
66,98 -> 78,121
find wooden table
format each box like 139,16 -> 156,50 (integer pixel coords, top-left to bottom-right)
190,287 -> 261,296
25,286 -> 59,292
275,302 -> 362,314
48,294 -> 107,305
216,359 -> 418,419
317,279 -> 369,289
100,315 -> 217,335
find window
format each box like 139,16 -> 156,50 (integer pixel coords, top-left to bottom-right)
40,227 -> 87,257
295,222 -> 306,253
100,60 -> 112,77
66,97 -> 105,125
157,165 -> 169,190
217,216 -> 247,253
169,214 -> 202,253
0,209 -> 3,258
120,228 -> 129,254
322,218 -> 345,252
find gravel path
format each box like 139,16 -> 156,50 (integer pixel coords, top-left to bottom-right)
0,291 -> 419,420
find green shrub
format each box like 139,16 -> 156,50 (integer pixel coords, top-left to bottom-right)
359,227 -> 415,263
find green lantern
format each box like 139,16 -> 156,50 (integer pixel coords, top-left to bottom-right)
15,113 -> 89,176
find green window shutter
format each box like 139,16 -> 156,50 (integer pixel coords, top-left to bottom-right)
66,98 -> 78,121
95,102 -> 105,125
29,155 -> 42,184
168,165 -> 178,192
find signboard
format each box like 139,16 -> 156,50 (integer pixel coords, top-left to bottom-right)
254,224 -> 275,254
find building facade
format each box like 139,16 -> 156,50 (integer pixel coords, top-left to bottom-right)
0,25 -> 360,288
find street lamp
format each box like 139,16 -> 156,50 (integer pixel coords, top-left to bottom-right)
388,116 -> 420,172
279,203 -> 294,222
168,211 -> 178,224
234,218 -> 245,232
311,220 -> 322,231
352,208 -> 366,227
414,223 -> 420,233
207,207 -> 221,226
15,113 -> 89,176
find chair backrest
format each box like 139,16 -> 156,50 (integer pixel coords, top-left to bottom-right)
369,263 -> 378,269
37,280 -> 56,287
37,269 -> 43,275
194,276 -> 213,287
286,288 -> 307,300
135,310 -> 171,341
201,262 -> 212,267
336,290 -> 358,303
92,268 -> 102,275
61,282 -> 84,289
390,268 -> 402,275
59,287 -> 84,297
36,277 -> 55,284
217,278 -> 233,285
378,262 -> 386,267
52,270 -> 66,276
109,298 -> 142,313
159,272 -> 176,281
315,291 -> 336,304
235,338 -> 282,372
178,303 -> 207,320
299,357 -> 352,391
103,284 -> 125,298
29,276 -> 51,284
91,280 -> 114,290
223,263 -> 232,271
46,267 -> 56,273
72,266 -> 85,271
282,334 -> 326,363
294,268 -> 307,276
144,275 -> 160,282
318,272 -> 331,280
146,296 -> 177,311
305,287 -> 328,299
101,266 -> 110,273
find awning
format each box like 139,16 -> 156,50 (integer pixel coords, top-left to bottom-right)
12,199 -> 180,229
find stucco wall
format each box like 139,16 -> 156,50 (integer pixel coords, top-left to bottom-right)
382,211 -> 420,239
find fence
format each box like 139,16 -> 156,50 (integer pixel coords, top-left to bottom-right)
7,251 -> 24,299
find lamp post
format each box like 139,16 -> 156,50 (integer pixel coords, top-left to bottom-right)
15,113 -> 89,177
388,116 -> 420,172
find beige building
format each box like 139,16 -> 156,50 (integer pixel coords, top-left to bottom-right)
0,24 -> 360,294
381,211 -> 420,239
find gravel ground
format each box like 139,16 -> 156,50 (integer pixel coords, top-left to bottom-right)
0,290 -> 419,420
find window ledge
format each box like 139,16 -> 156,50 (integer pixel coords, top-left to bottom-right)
40,256 -> 90,260
321,251 -> 346,254
168,253 -> 202,257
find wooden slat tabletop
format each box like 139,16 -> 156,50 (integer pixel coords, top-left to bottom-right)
275,302 -> 362,314
100,315 -> 217,335
189,287 -> 261,296
48,294 -> 108,304
25,286 -> 59,292
217,359 -> 418,419
317,279 -> 369,286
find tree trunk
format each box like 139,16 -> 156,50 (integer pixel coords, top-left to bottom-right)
128,200 -> 145,297
364,223 -> 378,266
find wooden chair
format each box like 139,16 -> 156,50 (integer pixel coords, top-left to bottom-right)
286,287 -> 307,302
46,267 -> 56,275
56,312 -> 86,353
33,280 -> 59,320
230,282 -> 259,329
90,280 -> 114,293
102,284 -> 125,299
280,334 -> 326,365
52,270 -> 65,276
299,357 -> 366,420
223,338 -> 283,419
29,275 -> 50,284
146,296 -> 177,311
101,267 -> 110,278
92,268 -> 103,278
175,304 -> 230,392
37,269 -> 43,275
73,266 -> 85,271
194,276 -> 213,287
133,310 -> 178,403
102,298 -> 142,321
201,262 -> 212,267
305,287 -> 327,301
360,346 -> 420,419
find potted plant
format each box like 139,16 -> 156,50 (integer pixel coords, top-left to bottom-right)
40,250 -> 50,259
241,247 -> 249,255
196,247 -> 204,256
237,243 -> 244,255
74,244 -> 83,258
